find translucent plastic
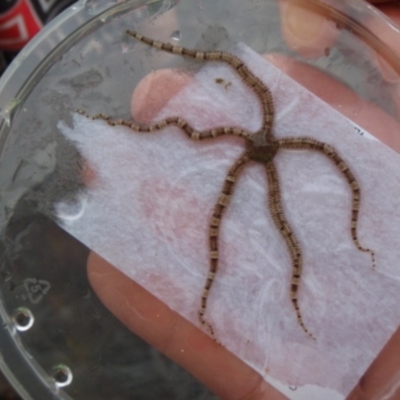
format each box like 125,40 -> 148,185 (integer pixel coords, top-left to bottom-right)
0,0 -> 399,399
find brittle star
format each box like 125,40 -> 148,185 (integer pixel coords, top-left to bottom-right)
76,30 -> 376,340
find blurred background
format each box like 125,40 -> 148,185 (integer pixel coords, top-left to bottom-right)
0,0 -> 77,77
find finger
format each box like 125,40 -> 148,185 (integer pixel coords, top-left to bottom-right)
346,326 -> 400,399
363,3 -> 400,119
363,3 -> 400,82
278,0 -> 339,59
87,252 -> 288,400
279,0 -> 400,88
131,68 -> 193,123
264,53 -> 400,400
266,53 -> 400,151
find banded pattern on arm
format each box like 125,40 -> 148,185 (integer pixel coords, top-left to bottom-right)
75,110 -> 252,141
265,161 -> 315,339
278,137 -> 376,269
126,30 -> 274,136
199,153 -> 250,339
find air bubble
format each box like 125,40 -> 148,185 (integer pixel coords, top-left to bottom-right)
56,194 -> 87,222
170,30 -> 181,41
52,364 -> 73,387
12,307 -> 34,331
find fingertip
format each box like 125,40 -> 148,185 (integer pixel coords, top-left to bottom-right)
364,4 -> 400,83
131,69 -> 193,123
265,53 -> 358,106
278,0 -> 339,59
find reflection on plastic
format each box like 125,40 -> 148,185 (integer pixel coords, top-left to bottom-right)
56,193 -> 87,222
12,307 -> 34,332
51,364 -> 73,388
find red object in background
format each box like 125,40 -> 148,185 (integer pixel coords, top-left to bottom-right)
0,0 -> 42,51
0,0 -> 77,74
0,0 -> 77,52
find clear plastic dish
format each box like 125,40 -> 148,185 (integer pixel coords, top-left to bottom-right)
0,0 -> 399,399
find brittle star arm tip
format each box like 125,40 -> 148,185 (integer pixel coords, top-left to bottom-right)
265,161 -> 315,339
199,152 -> 250,339
278,136 -> 376,270
126,28 -> 275,132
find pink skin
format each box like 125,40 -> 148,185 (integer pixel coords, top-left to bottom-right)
87,2 -> 400,399
278,0 -> 339,59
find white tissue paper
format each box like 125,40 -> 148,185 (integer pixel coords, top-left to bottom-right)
56,43 -> 400,398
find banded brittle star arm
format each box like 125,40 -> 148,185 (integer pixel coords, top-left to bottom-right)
278,137 -> 376,268
75,110 -> 252,141
199,153 -> 250,339
265,161 -> 315,339
126,30 -> 275,136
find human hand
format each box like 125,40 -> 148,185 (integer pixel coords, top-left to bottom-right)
278,2 -> 400,399
87,2 -> 400,399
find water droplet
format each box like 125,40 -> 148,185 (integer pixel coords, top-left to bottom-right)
120,42 -> 131,54
12,307 -> 34,331
170,30 -> 181,41
56,194 -> 87,222
51,364 -> 73,387
0,108 -> 11,128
